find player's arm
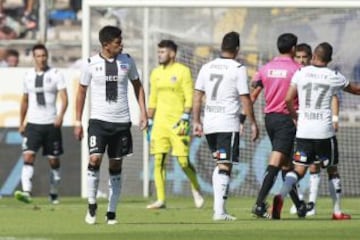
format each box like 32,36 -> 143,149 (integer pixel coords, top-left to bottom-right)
19,93 -> 28,136
250,71 -> 263,103
285,85 -> 298,122
54,89 -> 68,128
130,79 -> 148,130
331,95 -> 339,132
240,94 -> 259,141
182,67 -> 193,114
344,82 -> 360,95
192,89 -> 204,137
74,84 -> 87,141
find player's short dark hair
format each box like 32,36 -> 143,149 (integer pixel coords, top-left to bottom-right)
99,25 -> 122,46
277,33 -> 297,54
314,42 -> 333,63
296,43 -> 312,58
32,44 -> 48,56
221,31 -> 240,52
6,48 -> 19,58
158,40 -> 177,53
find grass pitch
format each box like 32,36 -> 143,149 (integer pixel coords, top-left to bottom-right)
0,196 -> 359,240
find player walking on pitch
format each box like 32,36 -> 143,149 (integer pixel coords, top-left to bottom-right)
74,26 -> 147,224
193,31 -> 259,221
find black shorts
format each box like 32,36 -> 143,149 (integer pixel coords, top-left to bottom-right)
205,132 -> 239,164
88,119 -> 133,159
22,123 -> 63,157
293,136 -> 338,168
265,113 -> 296,157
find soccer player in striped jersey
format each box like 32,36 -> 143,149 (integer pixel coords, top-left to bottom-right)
146,40 -> 204,209
193,31 -> 259,221
272,42 -> 360,220
16,44 -> 68,205
74,26 -> 147,224
250,33 -> 306,218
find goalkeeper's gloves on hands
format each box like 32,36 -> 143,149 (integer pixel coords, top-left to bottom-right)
173,113 -> 190,136
146,119 -> 153,142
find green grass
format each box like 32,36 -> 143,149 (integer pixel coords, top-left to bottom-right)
0,196 -> 359,240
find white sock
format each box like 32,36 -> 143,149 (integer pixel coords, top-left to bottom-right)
329,177 -> 342,214
308,173 -> 320,203
21,164 -> 34,193
50,168 -> 61,195
108,173 -> 122,213
87,169 -> 99,204
280,171 -> 298,199
212,166 -> 230,216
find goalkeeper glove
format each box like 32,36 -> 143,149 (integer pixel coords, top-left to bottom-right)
173,113 -> 190,136
146,119 -> 153,142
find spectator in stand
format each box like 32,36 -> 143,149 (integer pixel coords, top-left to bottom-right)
5,48 -> 19,67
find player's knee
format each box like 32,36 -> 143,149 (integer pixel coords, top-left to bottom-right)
154,154 -> 166,168
23,152 -> 35,164
89,154 -> 101,167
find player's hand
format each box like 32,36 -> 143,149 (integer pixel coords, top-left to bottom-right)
74,121 -> 83,141
173,113 -> 190,136
54,116 -> 63,128
193,122 -> 203,137
239,123 -> 245,136
18,124 -> 26,136
139,113 -> 148,131
146,119 -> 153,142
250,123 -> 259,142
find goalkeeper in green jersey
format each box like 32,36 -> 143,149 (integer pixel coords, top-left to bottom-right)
146,40 -> 204,209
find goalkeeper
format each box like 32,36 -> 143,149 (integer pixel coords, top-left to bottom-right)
146,40 -> 204,209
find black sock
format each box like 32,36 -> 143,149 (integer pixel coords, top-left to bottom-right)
256,165 -> 280,205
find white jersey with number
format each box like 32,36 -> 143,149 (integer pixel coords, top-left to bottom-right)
23,68 -> 66,124
195,58 -> 250,134
80,53 -> 139,123
291,65 -> 349,139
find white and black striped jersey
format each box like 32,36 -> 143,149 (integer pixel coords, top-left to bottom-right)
291,65 -> 349,139
195,58 -> 250,134
80,53 -> 139,123
23,67 -> 66,124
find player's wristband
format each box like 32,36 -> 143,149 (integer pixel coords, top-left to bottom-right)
148,118 -> 153,126
74,120 -> 82,127
332,115 -> 339,123
181,112 -> 190,121
240,113 -> 247,124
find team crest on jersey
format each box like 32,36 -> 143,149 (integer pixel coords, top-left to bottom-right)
120,64 -> 129,71
170,76 -> 177,83
294,151 -> 307,162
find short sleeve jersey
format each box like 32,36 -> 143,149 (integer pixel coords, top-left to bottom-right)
291,65 -> 349,139
23,68 -> 66,124
148,62 -> 193,125
195,58 -> 249,134
254,56 -> 300,114
80,53 -> 139,123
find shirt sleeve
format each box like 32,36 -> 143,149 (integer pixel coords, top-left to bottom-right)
128,56 -> 140,81
182,66 -> 193,109
195,66 -> 205,92
54,69 -> 66,90
80,59 -> 91,86
291,69 -> 301,87
148,69 -> 158,109
237,65 -> 250,95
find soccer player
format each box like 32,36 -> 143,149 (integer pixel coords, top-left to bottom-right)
15,44 -> 68,205
193,31 -> 259,221
250,33 -> 306,218
74,26 -> 147,224
290,43 -> 350,219
146,40 -> 204,209
272,42 -> 360,220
